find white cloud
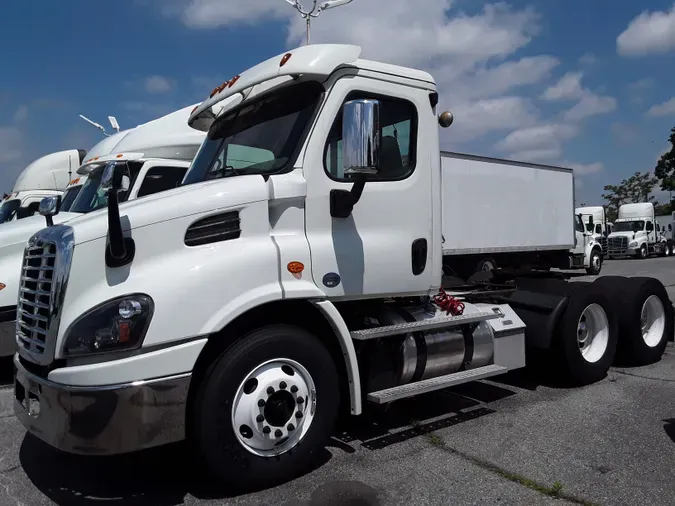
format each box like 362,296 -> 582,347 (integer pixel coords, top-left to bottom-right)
144,75 -> 172,94
0,127 -> 22,164
495,123 -> 577,161
646,97 -> 675,117
165,0 -> 290,29
564,94 -> 617,121
628,77 -> 655,90
617,4 -> 675,57
578,53 -> 596,66
541,72 -> 584,101
566,161 -> 604,175
13,105 -> 28,122
611,122 -> 641,144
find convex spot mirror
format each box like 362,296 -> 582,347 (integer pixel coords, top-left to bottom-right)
101,161 -> 130,193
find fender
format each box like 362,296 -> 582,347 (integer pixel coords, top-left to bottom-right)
312,299 -> 362,415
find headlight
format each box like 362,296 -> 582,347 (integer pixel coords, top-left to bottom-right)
62,294 -> 154,357
629,241 -> 638,247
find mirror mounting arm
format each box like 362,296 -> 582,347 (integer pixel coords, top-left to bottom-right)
330,174 -> 367,218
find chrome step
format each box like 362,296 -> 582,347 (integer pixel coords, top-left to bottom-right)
350,311 -> 500,341
367,364 -> 508,404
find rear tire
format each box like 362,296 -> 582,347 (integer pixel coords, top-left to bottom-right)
191,324 -> 340,490
595,277 -> 672,365
555,284 -> 618,385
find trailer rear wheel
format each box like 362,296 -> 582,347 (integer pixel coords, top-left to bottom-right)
191,324 -> 340,490
595,277 -> 672,365
556,285 -> 618,385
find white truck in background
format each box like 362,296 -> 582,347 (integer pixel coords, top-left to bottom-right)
12,44 -> 672,490
58,175 -> 88,213
655,213 -> 674,242
575,205 -> 610,249
0,104 -> 204,357
441,153 -> 602,278
607,202 -> 672,259
0,149 -> 87,224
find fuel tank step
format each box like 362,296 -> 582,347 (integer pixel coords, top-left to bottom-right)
366,364 -> 508,404
350,311 -> 500,341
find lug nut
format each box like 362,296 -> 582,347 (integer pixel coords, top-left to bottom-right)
290,385 -> 298,393
275,429 -> 283,437
287,423 -> 295,431
258,399 -> 265,407
263,426 -> 271,434
256,414 -> 264,423
295,411 -> 303,419
267,386 -> 274,395
280,381 -> 287,389
297,397 -> 304,404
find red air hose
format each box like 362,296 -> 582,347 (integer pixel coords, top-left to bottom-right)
433,288 -> 465,316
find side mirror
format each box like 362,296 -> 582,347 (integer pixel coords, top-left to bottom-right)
39,196 -> 61,227
330,99 -> 381,219
101,162 -> 130,193
342,99 -> 381,176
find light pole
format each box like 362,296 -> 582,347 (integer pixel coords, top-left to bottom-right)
284,0 -> 354,45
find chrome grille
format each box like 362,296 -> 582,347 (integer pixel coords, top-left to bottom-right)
599,236 -> 608,254
608,236 -> 628,254
16,243 -> 56,354
16,225 -> 75,365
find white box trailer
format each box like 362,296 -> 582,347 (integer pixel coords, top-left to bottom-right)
440,152 -> 584,277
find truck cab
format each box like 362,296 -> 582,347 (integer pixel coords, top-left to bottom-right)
607,202 -> 669,259
0,149 -> 87,224
572,213 -> 602,275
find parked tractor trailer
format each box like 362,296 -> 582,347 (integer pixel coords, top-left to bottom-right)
12,44 -> 672,490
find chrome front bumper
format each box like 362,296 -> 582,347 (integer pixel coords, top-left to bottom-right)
0,306 -> 16,358
13,354 -> 191,455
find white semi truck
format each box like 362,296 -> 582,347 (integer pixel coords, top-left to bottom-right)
12,45 -> 672,490
575,205 -> 611,249
0,149 -> 87,224
441,154 -> 602,277
0,105 -> 204,357
607,202 -> 672,258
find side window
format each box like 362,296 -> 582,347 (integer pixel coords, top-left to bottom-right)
16,201 -> 40,219
137,166 -> 189,198
324,93 -> 417,181
595,224 -> 601,234
669,224 -> 672,232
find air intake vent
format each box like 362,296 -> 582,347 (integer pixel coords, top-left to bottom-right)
185,211 -> 241,247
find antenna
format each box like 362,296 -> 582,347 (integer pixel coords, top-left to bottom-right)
79,114 -> 109,137
108,116 -> 121,133
68,154 -> 72,181
284,0 -> 354,45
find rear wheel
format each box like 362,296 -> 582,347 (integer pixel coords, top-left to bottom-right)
191,324 -> 340,490
595,277 -> 672,365
555,284 -> 618,385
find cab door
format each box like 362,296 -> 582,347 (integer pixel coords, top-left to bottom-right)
303,77 -> 436,299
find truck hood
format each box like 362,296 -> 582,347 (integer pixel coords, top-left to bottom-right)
0,212 -> 81,247
608,231 -> 641,239
66,175 -> 275,246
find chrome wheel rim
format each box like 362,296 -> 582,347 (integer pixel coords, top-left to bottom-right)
232,358 -> 317,457
641,295 -> 665,347
577,303 -> 609,363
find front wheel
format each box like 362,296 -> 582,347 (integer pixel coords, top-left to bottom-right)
636,244 -> 648,259
191,324 -> 340,490
585,249 -> 602,275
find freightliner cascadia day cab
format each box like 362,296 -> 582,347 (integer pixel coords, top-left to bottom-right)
0,105 -> 204,358
607,202 -> 672,259
440,154 -> 602,277
0,149 -> 87,224
575,205 -> 610,253
12,45 -> 673,489
655,213 -> 674,242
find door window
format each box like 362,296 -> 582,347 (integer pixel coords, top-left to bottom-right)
324,93 -> 417,181
137,166 -> 189,198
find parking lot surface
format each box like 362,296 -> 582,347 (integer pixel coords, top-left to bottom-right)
0,257 -> 673,506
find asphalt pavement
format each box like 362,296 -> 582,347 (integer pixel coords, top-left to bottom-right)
0,257 -> 673,506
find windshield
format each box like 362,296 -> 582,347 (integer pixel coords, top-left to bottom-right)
182,81 -> 323,185
69,165 -> 132,214
614,220 -> 645,232
0,199 -> 20,223
59,185 -> 83,212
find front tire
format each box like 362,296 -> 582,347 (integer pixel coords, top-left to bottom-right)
585,249 -> 602,275
636,244 -> 648,259
192,324 -> 340,490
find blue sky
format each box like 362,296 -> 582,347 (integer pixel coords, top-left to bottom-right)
1,0 -> 674,206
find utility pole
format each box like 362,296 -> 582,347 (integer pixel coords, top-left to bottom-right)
284,0 -> 354,45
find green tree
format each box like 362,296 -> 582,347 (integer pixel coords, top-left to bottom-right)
655,126 -> 675,194
602,171 -> 658,221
